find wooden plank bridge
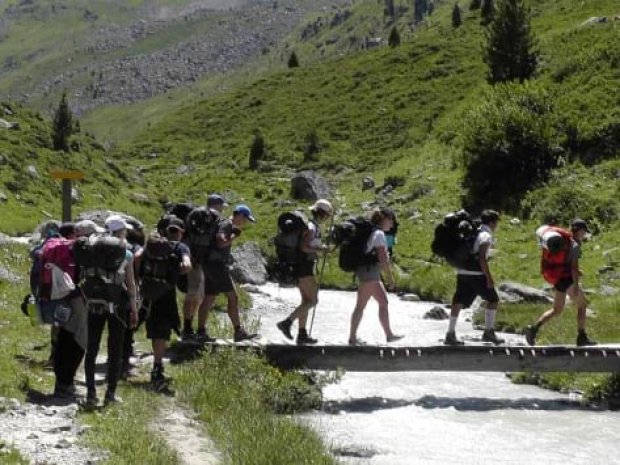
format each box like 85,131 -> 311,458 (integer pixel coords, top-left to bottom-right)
200,341 -> 620,373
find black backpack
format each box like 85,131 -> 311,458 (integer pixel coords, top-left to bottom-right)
74,235 -> 128,307
185,207 -> 221,262
273,211 -> 309,266
431,210 -> 481,270
335,217 -> 378,272
166,202 -> 194,223
139,236 -> 180,303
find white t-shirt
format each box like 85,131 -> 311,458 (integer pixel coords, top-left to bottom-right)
457,224 -> 493,275
366,229 -> 388,255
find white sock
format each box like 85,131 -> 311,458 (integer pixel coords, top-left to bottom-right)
448,317 -> 457,333
485,309 -> 496,330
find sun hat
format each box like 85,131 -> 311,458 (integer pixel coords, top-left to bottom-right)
309,199 -> 333,215
105,215 -> 132,233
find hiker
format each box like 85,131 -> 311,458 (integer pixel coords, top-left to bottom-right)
121,220 -> 145,380
276,199 -> 333,345
385,214 -> 398,259
444,209 -> 503,346
139,217 -> 191,393
348,207 -> 403,345
197,204 -> 257,342
183,194 -> 228,340
524,219 -> 597,346
83,215 -> 139,407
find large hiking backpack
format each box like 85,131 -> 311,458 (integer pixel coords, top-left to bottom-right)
273,211 -> 309,266
140,236 -> 180,303
36,237 -> 76,301
333,217 -> 378,272
431,210 -> 480,270
538,226 -> 573,285
185,207 -> 221,262
74,235 -> 128,308
167,202 -> 194,223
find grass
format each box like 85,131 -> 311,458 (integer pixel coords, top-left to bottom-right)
0,445 -> 28,465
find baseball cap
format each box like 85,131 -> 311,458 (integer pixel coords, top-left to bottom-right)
105,215 -> 133,233
75,220 -> 105,236
166,217 -> 185,231
309,199 -> 333,215
570,218 -> 590,233
233,204 -> 256,223
207,194 -> 229,208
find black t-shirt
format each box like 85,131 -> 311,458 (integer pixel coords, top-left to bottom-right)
207,219 -> 234,263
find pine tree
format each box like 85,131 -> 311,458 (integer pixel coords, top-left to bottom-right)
52,92 -> 73,152
470,0 -> 481,10
483,0 -> 537,84
413,0 -> 428,22
452,3 -> 462,28
287,51 -> 299,68
388,26 -> 401,47
248,131 -> 266,170
384,0 -> 395,19
480,0 -> 494,25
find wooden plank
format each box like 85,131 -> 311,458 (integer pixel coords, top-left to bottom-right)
50,170 -> 85,180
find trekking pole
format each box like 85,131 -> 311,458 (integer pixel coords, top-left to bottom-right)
308,207 -> 336,337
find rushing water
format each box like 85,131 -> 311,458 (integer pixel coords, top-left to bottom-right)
250,283 -> 620,465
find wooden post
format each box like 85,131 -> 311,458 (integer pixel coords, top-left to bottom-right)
50,170 -> 85,222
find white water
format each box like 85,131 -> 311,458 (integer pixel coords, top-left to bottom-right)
250,284 -> 620,465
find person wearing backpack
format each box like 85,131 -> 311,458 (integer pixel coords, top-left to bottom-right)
138,217 -> 191,393
444,210 -> 503,346
183,194 -> 228,341
83,216 -> 139,407
348,208 -> 403,345
523,219 -> 597,346
197,204 -> 257,342
276,199 -> 333,345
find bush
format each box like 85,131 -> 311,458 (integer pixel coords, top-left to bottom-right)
302,128 -> 323,162
461,83 -> 561,212
388,26 -> 401,47
249,131 -> 266,170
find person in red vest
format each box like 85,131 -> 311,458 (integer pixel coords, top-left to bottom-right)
524,219 -> 597,346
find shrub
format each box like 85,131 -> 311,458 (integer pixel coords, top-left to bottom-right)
302,128 -> 323,162
388,26 -> 401,47
461,83 -> 560,212
452,3 -> 462,28
287,51 -> 299,68
248,131 -> 266,170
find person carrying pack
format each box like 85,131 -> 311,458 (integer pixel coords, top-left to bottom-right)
343,208 -> 402,345
438,209 -> 504,346
276,200 -> 333,345
523,219 -> 597,347
272,210 -> 310,284
80,215 -> 138,408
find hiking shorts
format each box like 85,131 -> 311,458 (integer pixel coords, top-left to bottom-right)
146,292 -> 179,341
356,264 -> 381,283
453,274 -> 499,308
554,277 -> 574,293
203,262 -> 235,295
292,260 -> 315,280
185,264 -> 205,299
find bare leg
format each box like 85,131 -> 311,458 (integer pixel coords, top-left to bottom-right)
289,276 -> 318,330
152,339 -> 166,365
349,282 -> 372,343
535,291 -> 566,328
198,295 -> 216,331
225,291 -> 240,328
371,281 -> 396,338
568,286 -> 587,331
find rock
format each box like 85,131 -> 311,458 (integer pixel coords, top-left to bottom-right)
362,176 -> 375,191
0,118 -> 19,129
71,187 -> 80,202
0,191 -> 7,202
498,290 -> 523,304
598,265 -> 615,274
581,16 -> 607,27
600,285 -> 618,296
423,305 -> 449,320
176,164 -> 194,175
0,267 -> 21,284
399,293 -> 420,302
131,192 -> 151,204
498,281 -> 552,304
27,165 -> 39,178
291,170 -> 331,201
230,241 -> 268,285
272,199 -> 294,208
0,233 -> 10,245
510,218 -> 521,225
55,438 -> 73,449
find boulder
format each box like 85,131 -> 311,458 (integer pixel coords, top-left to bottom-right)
423,305 -> 449,320
27,165 -> 39,178
131,192 -> 151,204
581,16 -> 607,27
362,176 -> 375,191
399,293 -> 420,302
291,170 -> 331,201
0,190 -> 7,202
600,285 -> 619,296
230,241 -> 268,285
498,281 -> 552,304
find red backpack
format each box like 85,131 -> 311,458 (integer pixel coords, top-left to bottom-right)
40,238 -> 76,287
540,227 -> 573,285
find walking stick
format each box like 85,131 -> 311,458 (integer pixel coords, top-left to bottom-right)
308,209 -> 336,337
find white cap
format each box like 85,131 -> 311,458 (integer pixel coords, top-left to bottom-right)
105,215 -> 132,233
309,199 -> 333,215
75,220 -> 105,236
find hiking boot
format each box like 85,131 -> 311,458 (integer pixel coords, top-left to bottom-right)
523,325 -> 538,346
53,383 -> 76,400
151,370 -> 175,396
103,391 -> 123,406
482,329 -> 505,345
576,331 -> 597,347
276,319 -> 294,340
234,327 -> 258,342
82,391 -> 99,410
386,334 -> 404,343
444,331 -> 464,346
296,329 -> 318,345
196,329 -> 215,343
182,327 -> 196,341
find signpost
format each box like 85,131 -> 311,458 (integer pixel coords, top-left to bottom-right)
49,170 -> 84,222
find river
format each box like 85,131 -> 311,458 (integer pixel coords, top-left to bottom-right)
249,283 -> 620,465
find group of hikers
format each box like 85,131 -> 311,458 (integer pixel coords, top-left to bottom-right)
24,194 -> 597,405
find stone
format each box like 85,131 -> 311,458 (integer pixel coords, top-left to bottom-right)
0,118 -> 19,129
230,241 -> 268,285
362,176 -> 375,191
498,281 -> 552,304
71,187 -> 79,202
510,218 -> 521,225
27,165 -> 39,178
581,16 -> 607,27
598,265 -> 615,274
131,192 -> 151,204
600,285 -> 618,296
291,170 -> 331,201
0,267 -> 21,284
498,290 -> 523,304
176,164 -> 194,175
0,191 -> 7,202
423,305 -> 449,320
399,293 -> 420,302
